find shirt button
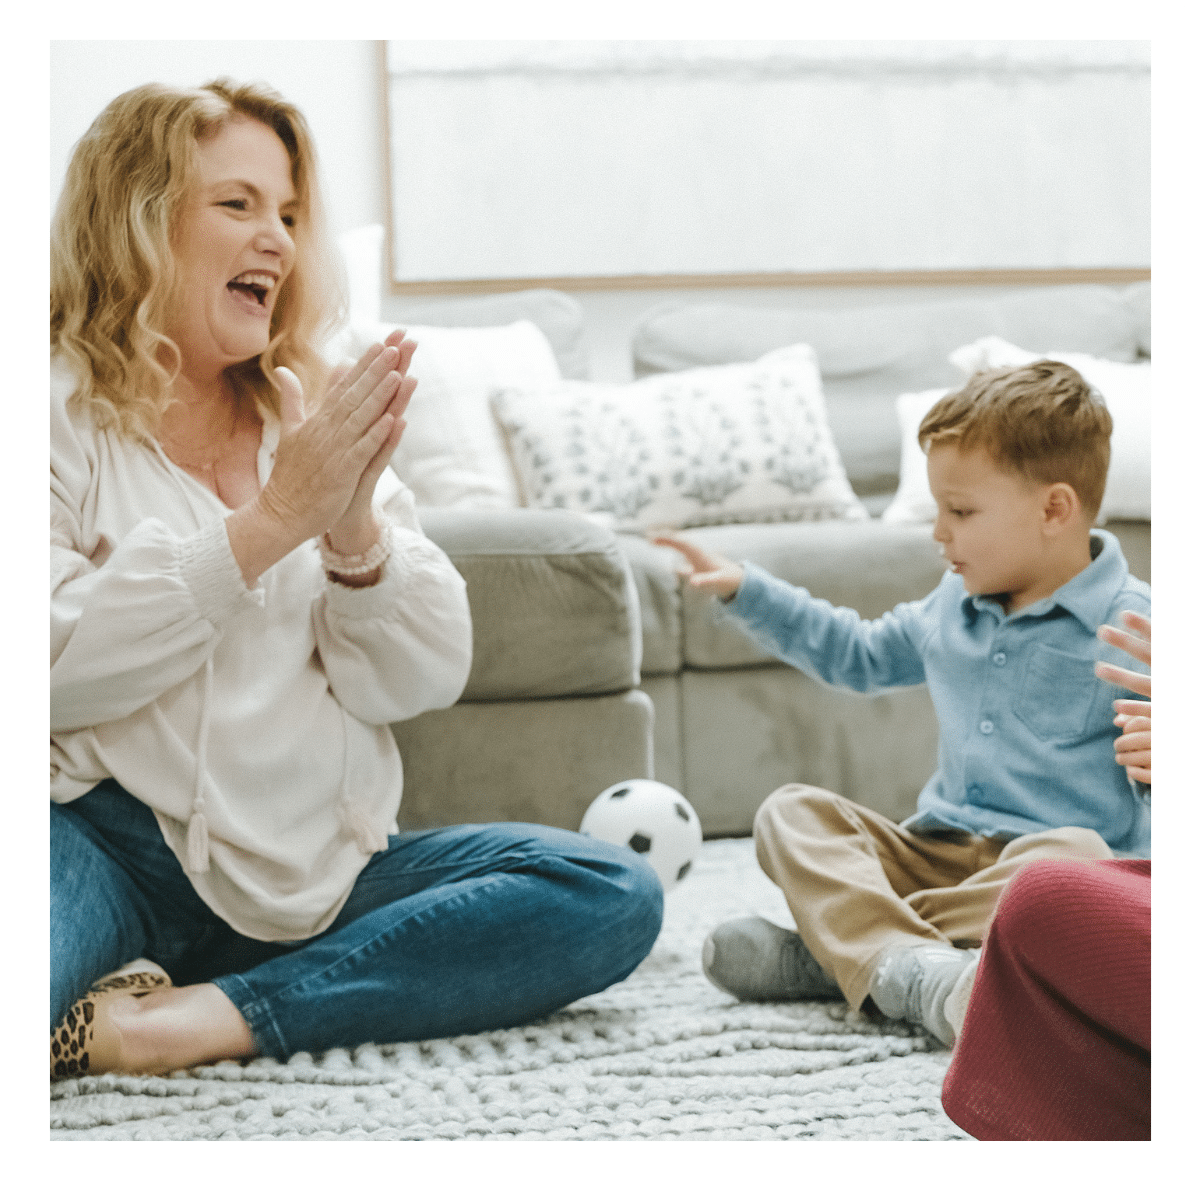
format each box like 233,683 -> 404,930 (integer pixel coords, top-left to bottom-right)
979,720 -> 994,735
993,652 -> 1006,665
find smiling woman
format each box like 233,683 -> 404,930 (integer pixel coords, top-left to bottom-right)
48,80 -> 662,1083
166,119 -> 298,371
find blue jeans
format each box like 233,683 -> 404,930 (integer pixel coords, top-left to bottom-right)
51,781 -> 663,1061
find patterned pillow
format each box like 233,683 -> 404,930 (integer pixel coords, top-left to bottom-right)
490,345 -> 866,532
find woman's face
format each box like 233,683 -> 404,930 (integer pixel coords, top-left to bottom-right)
165,116 -> 299,380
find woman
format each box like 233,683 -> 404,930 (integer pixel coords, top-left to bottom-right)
940,611 -> 1151,1140
50,79 -> 662,1080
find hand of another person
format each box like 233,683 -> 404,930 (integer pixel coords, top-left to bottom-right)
650,532 -> 745,600
1095,611 -> 1151,784
1111,704 -> 1151,783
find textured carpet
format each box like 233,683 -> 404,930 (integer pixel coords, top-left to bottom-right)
49,838 -> 971,1140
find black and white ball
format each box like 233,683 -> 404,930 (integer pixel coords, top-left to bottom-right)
580,779 -> 703,892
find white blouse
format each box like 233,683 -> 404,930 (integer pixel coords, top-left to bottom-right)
50,357 -> 473,942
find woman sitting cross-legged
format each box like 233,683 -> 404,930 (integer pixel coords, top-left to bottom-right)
50,79 -> 662,1080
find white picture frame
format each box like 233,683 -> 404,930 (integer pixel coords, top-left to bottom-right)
384,40 -> 1150,287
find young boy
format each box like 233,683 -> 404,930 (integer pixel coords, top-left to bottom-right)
653,360 -> 1150,1046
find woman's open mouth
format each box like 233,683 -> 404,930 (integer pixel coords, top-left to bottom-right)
227,270 -> 277,311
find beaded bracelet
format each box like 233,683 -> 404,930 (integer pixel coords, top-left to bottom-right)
319,525 -> 392,577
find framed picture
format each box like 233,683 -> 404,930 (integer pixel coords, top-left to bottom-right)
383,40 -> 1149,291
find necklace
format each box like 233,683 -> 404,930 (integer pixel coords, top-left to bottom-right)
160,392 -> 243,473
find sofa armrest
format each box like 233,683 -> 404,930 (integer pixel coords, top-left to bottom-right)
418,508 -> 642,702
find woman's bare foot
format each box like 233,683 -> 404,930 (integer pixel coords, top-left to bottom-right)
53,973 -> 258,1080
102,983 -> 259,1075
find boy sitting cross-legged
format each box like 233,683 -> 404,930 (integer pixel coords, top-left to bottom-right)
652,360 -> 1150,1047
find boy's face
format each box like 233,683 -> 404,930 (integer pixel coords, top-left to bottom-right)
926,444 -> 1052,609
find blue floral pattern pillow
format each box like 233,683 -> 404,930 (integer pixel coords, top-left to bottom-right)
491,345 -> 866,531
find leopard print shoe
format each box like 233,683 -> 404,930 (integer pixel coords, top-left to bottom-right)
51,959 -> 172,1081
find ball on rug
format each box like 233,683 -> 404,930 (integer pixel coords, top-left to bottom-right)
580,779 -> 703,892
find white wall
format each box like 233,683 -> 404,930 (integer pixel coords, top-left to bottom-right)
50,40 -> 386,235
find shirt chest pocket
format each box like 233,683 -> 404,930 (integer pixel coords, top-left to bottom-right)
1014,643 -> 1101,742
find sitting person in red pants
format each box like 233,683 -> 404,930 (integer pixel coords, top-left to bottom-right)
941,610 -> 1151,1141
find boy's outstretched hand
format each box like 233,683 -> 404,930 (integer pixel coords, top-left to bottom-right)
1095,611 -> 1151,784
649,532 -> 745,600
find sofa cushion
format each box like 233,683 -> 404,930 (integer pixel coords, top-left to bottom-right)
668,519 -> 948,671
1106,521 -> 1151,586
491,345 -> 866,532
632,285 -> 1147,498
418,508 -> 641,701
679,668 -> 939,833
392,690 -> 654,832
615,535 -> 683,676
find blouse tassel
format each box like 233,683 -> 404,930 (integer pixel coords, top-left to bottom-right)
188,653 -> 215,873
186,810 -> 211,873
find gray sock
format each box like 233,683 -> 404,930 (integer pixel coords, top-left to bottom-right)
868,944 -> 975,1046
701,916 -> 844,1002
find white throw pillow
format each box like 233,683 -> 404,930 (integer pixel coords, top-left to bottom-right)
879,388 -> 949,524
883,339 -> 1152,525
491,345 -> 866,532
350,319 -> 561,508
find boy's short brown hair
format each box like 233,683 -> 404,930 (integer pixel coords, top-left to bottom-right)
918,360 -> 1112,519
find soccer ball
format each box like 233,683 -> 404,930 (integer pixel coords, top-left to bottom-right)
580,779 -> 703,893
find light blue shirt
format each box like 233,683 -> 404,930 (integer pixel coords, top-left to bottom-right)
725,530 -> 1151,856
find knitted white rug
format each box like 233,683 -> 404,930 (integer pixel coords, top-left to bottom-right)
49,838 -> 971,1141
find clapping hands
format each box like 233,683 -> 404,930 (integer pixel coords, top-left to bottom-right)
226,329 -> 418,587
266,329 -> 416,555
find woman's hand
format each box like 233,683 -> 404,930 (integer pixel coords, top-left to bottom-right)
649,532 -> 745,601
264,333 -> 416,547
1095,611 -> 1151,784
225,334 -> 415,586
324,329 -> 417,555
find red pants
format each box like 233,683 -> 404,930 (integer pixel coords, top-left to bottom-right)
942,858 -> 1150,1141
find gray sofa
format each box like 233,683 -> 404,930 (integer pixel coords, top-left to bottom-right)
385,282 -> 1151,839
391,508 -> 653,834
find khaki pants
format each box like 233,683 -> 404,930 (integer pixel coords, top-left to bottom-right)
754,784 -> 1113,1010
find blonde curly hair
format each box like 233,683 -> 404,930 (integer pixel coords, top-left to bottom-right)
50,79 -> 345,441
